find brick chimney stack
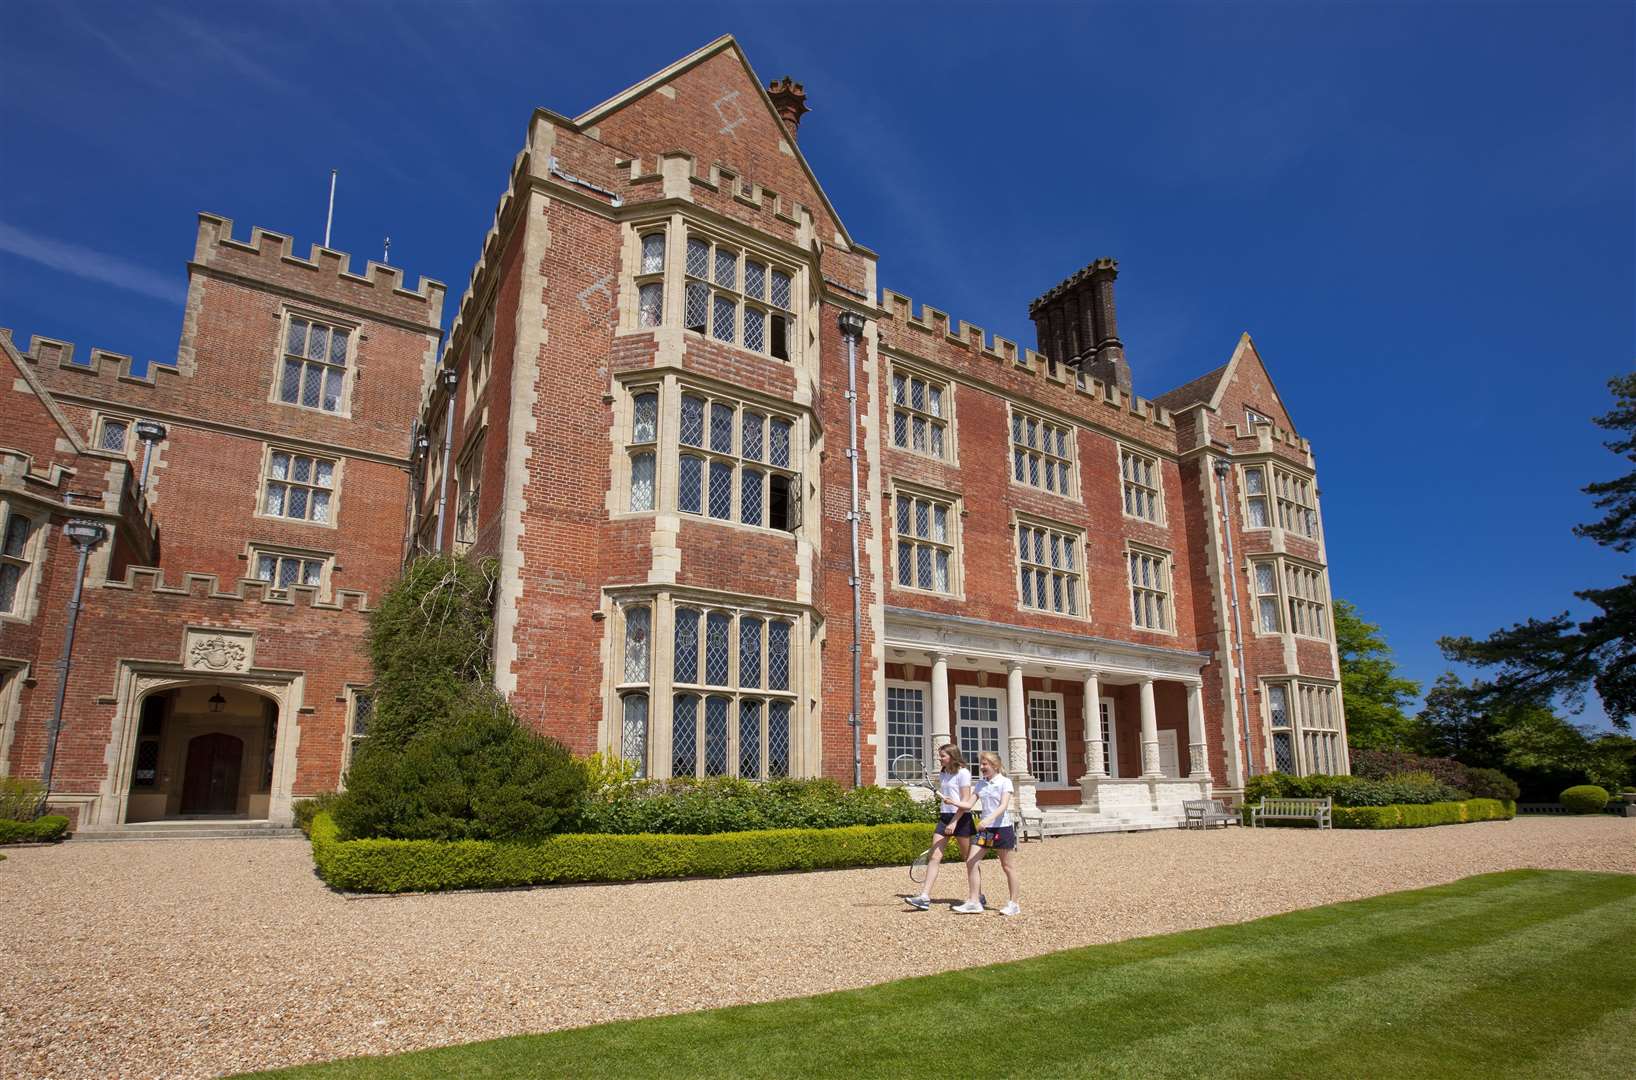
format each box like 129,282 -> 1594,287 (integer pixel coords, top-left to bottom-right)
1027,258 -> 1131,392
766,76 -> 810,139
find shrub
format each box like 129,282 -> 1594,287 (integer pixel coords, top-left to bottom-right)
292,792 -> 341,836
1332,800 -> 1514,829
576,776 -> 935,835
1559,785 -> 1610,814
332,693 -> 586,842
0,815 -> 70,844
1243,771 -> 1466,808
309,812 -> 929,894
1462,767 -> 1521,802
0,777 -> 45,821
366,555 -> 500,752
1349,749 -> 1472,789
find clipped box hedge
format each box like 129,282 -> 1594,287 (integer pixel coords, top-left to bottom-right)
1331,799 -> 1516,829
0,815 -> 70,844
310,812 -> 931,893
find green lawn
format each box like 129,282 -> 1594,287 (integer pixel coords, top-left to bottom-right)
243,870 -> 1636,1080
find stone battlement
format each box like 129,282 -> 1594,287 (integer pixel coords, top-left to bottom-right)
102,565 -> 374,613
193,213 -> 446,326
12,332 -> 183,389
624,150 -> 811,234
878,288 -> 1172,431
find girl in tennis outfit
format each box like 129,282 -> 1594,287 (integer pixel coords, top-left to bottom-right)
906,744 -> 979,911
969,750 -> 1021,916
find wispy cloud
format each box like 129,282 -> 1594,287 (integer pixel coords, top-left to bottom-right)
0,222 -> 184,304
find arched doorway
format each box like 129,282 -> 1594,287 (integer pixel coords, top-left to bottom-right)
125,684 -> 280,821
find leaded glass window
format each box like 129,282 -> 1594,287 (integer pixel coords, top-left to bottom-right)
98,418 -> 129,452
666,603 -> 797,780
262,449 -> 335,524
768,701 -> 791,778
673,607 -> 700,683
739,699 -> 762,779
280,314 -> 350,413
682,231 -> 796,360
894,491 -> 955,594
1285,563 -> 1328,639
1274,466 -> 1321,539
890,370 -> 949,459
252,550 -> 325,595
1011,409 -> 1074,497
673,389 -> 799,532
1128,545 -> 1172,631
704,695 -> 730,775
1017,521 -> 1082,616
1253,560 -> 1281,633
1120,446 -> 1162,522
1,511 -> 36,615
1243,466 -> 1270,529
1027,696 -> 1062,784
622,693 -> 649,777
672,694 -> 698,776
623,605 -> 651,683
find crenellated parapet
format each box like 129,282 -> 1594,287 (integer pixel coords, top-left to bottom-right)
101,565 -> 374,613
878,288 -> 1174,432
14,332 -> 183,389
192,213 -> 446,329
623,151 -> 812,237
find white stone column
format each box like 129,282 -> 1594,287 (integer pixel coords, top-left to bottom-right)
1186,680 -> 1211,780
1006,661 -> 1029,776
929,652 -> 951,771
1139,676 -> 1162,778
1081,669 -> 1106,780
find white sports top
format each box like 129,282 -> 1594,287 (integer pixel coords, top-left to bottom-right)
975,774 -> 1015,827
938,767 -> 972,814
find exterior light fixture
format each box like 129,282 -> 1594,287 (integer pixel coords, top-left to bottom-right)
208,688 -> 227,713
133,421 -> 168,493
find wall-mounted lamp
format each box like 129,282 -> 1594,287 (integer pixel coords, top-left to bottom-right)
208,688 -> 227,714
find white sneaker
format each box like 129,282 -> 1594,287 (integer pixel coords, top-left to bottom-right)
999,901 -> 1021,916
906,895 -> 930,910
952,900 -> 984,914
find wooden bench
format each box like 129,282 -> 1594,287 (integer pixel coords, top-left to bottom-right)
1014,808 -> 1044,842
1182,798 -> 1236,829
1251,796 -> 1333,829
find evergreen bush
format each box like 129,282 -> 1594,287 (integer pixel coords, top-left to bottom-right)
577,776 -> 935,835
0,815 -> 70,843
291,792 -> 341,836
1243,771 -> 1467,807
1559,785 -> 1610,814
0,777 -> 45,820
332,692 -> 586,842
1461,767 -> 1522,802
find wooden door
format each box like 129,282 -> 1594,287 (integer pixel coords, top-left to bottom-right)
181,732 -> 243,814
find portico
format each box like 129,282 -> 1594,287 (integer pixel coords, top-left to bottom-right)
882,608 -> 1215,831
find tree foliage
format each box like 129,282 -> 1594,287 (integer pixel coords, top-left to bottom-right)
364,554 -> 500,752
1332,599 -> 1421,750
1439,374 -> 1635,729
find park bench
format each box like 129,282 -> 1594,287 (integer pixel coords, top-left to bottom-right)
1182,798 -> 1236,829
1250,796 -> 1333,829
1014,807 -> 1044,842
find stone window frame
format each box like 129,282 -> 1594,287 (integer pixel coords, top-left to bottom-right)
0,659 -> 28,775
269,306 -> 359,418
1239,460 -> 1320,539
1240,462 -> 1272,530
680,227 -> 799,362
1126,541 -> 1175,634
1007,404 -> 1078,501
674,384 -> 801,534
91,411 -> 139,459
453,428 -> 486,554
1026,690 -> 1070,787
1012,511 -> 1087,620
463,307 -> 496,424
1245,406 -> 1271,428
887,362 -> 954,463
0,501 -> 48,624
1273,467 -> 1321,540
1262,677 -> 1343,776
246,542 -> 334,599
1283,558 -> 1330,641
888,480 -> 963,599
343,684 -> 374,774
1118,443 -> 1164,525
256,444 -> 342,529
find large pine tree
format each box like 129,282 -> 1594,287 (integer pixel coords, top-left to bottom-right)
1439,374 -> 1635,730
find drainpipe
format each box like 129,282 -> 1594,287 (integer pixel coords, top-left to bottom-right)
133,420 -> 167,493
39,518 -> 108,815
432,367 -> 459,553
838,311 -> 868,788
1214,458 -> 1254,784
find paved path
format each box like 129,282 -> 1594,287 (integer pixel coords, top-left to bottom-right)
2,816 -> 1631,1078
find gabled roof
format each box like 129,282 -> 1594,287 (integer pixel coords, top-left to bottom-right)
1154,362 -> 1230,412
571,34 -> 857,248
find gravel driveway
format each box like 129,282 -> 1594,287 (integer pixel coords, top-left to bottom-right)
2,816 -> 1631,1079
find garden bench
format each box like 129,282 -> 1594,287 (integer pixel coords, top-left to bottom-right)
1251,796 -> 1333,829
1182,798 -> 1236,829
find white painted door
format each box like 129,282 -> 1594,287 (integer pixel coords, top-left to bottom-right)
1100,698 -> 1120,778
1157,729 -> 1180,778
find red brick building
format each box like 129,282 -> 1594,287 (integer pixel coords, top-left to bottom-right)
0,36 -> 1345,832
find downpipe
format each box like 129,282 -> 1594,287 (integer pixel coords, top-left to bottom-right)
839,312 -> 867,789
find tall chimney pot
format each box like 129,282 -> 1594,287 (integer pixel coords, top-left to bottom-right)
1027,258 -> 1132,392
767,76 -> 810,139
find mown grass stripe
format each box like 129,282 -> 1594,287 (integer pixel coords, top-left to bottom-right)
239,871 -> 1636,1080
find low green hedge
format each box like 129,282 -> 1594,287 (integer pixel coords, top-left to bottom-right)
309,812 -> 931,893
1332,799 -> 1515,829
1560,786 -> 1610,814
0,815 -> 70,844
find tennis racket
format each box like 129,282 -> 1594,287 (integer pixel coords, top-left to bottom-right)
909,847 -> 933,884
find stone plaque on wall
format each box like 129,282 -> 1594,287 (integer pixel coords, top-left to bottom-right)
183,628 -> 254,673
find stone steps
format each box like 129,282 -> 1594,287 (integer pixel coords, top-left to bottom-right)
1039,809 -> 1189,837
73,822 -> 304,842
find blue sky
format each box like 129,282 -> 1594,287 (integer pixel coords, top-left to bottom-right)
3,1 -> 1631,727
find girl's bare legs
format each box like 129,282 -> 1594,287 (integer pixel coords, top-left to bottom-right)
920,831 -> 950,896
964,839 -> 985,903
998,847 -> 1020,904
